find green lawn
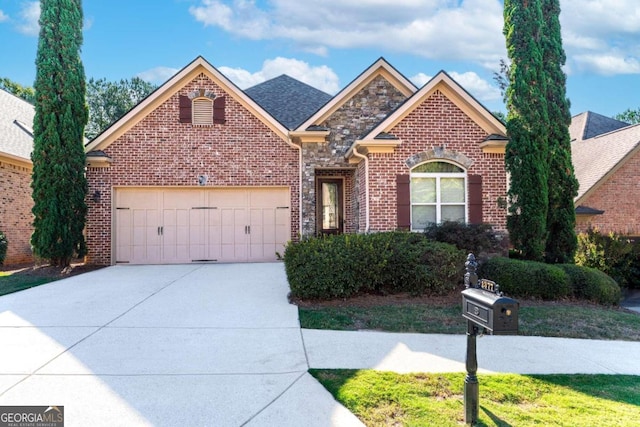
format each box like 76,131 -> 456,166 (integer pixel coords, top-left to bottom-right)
0,271 -> 58,297
299,302 -> 640,341
311,369 -> 640,426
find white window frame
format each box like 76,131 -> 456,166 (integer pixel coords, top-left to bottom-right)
410,162 -> 468,231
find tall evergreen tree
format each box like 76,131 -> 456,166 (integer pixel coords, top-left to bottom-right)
31,0 -> 88,267
541,0 -> 578,263
504,0 -> 549,261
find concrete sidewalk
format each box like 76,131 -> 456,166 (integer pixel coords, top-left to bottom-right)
1,263 -> 639,427
303,329 -> 640,375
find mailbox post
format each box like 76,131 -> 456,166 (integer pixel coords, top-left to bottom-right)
461,254 -> 519,425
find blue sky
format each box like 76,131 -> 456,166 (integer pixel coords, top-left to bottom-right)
1,0 -> 639,118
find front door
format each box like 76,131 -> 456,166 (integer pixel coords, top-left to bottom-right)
317,178 -> 343,235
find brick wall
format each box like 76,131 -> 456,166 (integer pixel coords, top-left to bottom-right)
365,90 -> 508,232
576,148 -> 640,235
0,160 -> 33,264
85,73 -> 299,265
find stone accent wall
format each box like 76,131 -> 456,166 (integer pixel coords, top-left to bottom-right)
364,90 -> 508,232
85,73 -> 299,265
300,75 -> 408,235
0,160 -> 33,264
315,169 -> 356,233
576,148 -> 640,236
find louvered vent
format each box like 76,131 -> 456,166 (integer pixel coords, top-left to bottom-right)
192,98 -> 213,126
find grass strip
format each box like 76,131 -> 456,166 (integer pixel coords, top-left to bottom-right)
299,303 -> 640,341
0,271 -> 57,297
310,369 -> 640,427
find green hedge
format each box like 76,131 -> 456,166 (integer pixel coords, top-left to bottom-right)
0,231 -> 7,266
558,264 -> 621,305
480,256 -> 621,304
283,232 -> 465,300
423,221 -> 505,256
479,257 -> 571,300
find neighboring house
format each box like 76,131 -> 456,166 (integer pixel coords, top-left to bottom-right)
84,56 -> 508,265
570,111 -> 640,236
0,89 -> 34,264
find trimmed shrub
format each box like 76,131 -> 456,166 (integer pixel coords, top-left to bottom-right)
0,231 -> 7,266
479,256 -> 571,300
284,232 -> 465,300
575,228 -> 640,289
558,264 -> 621,305
423,221 -> 505,257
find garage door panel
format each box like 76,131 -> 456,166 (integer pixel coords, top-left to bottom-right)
115,187 -> 290,264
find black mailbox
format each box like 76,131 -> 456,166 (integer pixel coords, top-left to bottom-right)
462,282 -> 518,335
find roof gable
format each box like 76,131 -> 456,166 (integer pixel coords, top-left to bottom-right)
572,119 -> 640,203
359,71 -> 506,141
86,56 -> 290,153
0,89 -> 35,167
296,57 -> 417,131
245,75 -> 332,130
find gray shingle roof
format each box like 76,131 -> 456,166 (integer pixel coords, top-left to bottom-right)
0,89 -> 35,161
569,111 -> 629,141
245,75 -> 332,130
571,116 -> 640,201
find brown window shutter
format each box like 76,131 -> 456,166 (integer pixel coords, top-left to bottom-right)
179,95 -> 191,123
468,174 -> 483,224
213,96 -> 226,124
397,174 -> 411,230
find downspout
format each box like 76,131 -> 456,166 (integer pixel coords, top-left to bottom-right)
285,136 -> 303,237
351,145 -> 370,233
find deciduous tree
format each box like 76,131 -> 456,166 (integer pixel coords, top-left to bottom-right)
85,77 -> 156,139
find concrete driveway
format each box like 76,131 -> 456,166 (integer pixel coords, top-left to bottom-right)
0,264 -> 362,427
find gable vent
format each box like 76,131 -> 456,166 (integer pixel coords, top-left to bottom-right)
193,98 -> 213,126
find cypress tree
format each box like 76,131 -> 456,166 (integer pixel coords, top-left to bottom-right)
31,0 -> 88,267
541,0 -> 579,263
504,0 -> 549,261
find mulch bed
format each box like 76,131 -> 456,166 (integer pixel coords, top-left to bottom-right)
0,262 -> 105,278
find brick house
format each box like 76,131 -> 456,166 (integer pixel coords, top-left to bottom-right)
570,111 -> 640,236
84,57 -> 508,265
0,89 -> 35,264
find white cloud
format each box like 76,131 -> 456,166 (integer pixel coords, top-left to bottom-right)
448,71 -> 502,102
17,1 -> 39,36
410,73 -> 432,88
572,54 -> 640,75
0,10 -> 9,22
219,57 -> 340,93
189,0 -> 640,77
137,66 -> 180,84
411,71 -> 501,103
136,58 -> 340,94
190,0 -> 506,66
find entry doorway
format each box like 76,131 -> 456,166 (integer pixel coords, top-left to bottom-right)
317,178 -> 343,235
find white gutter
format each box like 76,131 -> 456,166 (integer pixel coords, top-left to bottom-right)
350,145 -> 370,232
285,136 -> 303,236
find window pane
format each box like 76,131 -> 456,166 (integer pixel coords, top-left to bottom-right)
441,178 -> 465,203
442,205 -> 465,222
322,183 -> 339,229
411,178 -> 436,203
412,162 -> 463,173
412,205 -> 436,231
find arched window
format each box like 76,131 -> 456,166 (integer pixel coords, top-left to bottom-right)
410,161 -> 467,231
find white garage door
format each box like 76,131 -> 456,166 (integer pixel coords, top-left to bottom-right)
114,188 -> 290,264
